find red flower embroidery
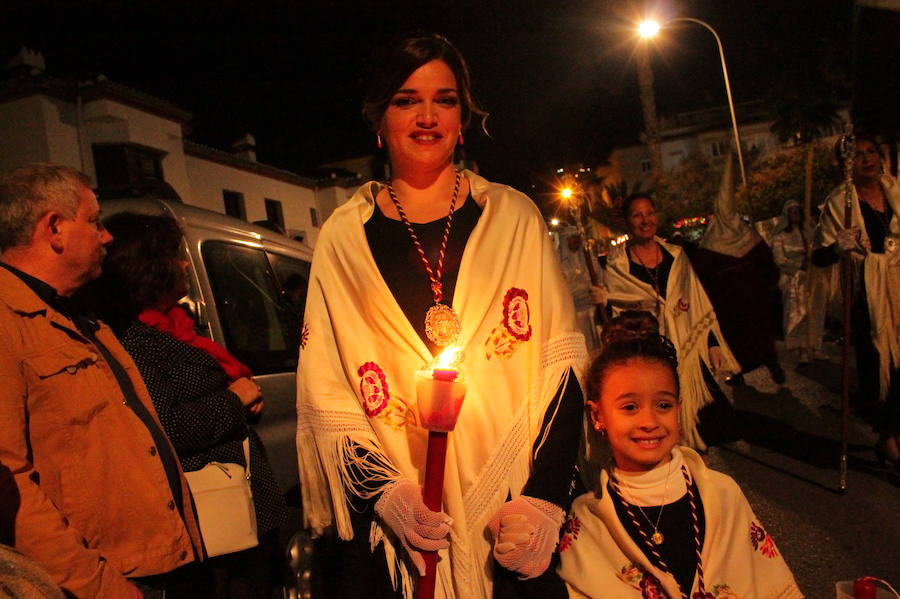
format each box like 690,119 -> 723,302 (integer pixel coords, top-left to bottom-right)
300,323 -> 310,349
558,514 -> 581,552
640,572 -> 666,599
750,521 -> 779,558
357,362 -> 390,417
502,287 -> 532,342
750,522 -> 765,549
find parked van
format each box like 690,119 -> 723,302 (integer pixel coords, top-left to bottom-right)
100,198 -> 313,596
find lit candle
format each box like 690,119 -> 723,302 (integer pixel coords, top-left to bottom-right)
416,347 -> 467,432
414,346 -> 468,599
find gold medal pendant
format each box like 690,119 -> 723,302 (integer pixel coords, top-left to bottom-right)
425,303 -> 461,347
651,531 -> 664,545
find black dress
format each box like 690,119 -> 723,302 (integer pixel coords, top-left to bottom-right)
121,321 -> 288,598
316,195 -> 579,599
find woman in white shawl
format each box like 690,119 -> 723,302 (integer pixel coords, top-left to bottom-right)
771,200 -> 814,362
595,194 -> 740,451
812,134 -> 900,470
296,33 -> 587,599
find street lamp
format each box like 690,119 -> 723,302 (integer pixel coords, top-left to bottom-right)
638,17 -> 747,187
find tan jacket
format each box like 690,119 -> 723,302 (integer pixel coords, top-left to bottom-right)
0,268 -> 203,598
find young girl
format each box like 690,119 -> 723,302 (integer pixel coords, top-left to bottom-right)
558,313 -> 802,599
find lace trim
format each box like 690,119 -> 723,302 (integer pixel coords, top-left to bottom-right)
463,399 -> 530,531
542,332 -> 589,371
297,401 -> 370,433
677,309 -> 716,359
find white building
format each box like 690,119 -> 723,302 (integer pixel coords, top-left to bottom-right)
613,100 -> 847,193
0,48 -> 360,248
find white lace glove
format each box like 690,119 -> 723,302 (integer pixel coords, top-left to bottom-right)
837,226 -> 860,251
590,284 -> 608,306
374,480 -> 453,576
488,495 -> 565,579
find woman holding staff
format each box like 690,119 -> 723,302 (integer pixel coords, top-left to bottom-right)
296,33 -> 587,599
813,134 -> 900,469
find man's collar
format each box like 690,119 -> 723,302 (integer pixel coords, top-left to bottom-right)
0,263 -> 59,309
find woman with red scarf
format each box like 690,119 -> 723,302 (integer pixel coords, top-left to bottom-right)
81,212 -> 286,599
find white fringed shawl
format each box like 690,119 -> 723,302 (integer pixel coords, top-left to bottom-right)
815,175 -> 900,401
604,240 -> 740,450
296,170 -> 587,599
559,447 -> 804,599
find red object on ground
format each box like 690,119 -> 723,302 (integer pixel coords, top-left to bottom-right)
416,431 -> 448,599
854,577 -> 877,599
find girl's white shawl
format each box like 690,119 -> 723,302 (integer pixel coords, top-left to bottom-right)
815,175 -> 900,400
604,240 -> 740,449
296,170 -> 587,599
559,447 -> 803,599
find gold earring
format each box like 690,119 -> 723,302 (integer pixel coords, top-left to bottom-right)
458,131 -> 464,146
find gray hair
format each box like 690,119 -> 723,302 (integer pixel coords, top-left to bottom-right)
0,163 -> 91,251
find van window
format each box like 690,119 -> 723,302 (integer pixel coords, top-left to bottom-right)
202,241 -> 302,374
268,252 -> 311,321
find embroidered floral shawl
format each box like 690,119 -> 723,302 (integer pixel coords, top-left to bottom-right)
296,170 -> 587,599
604,240 -> 740,450
558,447 -> 803,599
815,175 -> 900,401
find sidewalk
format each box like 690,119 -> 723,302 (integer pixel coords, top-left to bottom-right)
708,341 -> 899,599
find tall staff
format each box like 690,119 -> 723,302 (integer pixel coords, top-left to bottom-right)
564,187 -> 608,336
838,129 -> 855,493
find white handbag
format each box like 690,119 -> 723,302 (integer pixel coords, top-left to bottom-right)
184,436 -> 258,557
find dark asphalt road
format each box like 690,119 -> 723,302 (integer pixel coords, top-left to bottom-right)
706,341 -> 900,599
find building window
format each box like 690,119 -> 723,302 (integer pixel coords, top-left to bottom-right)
223,190 -> 246,220
310,207 -> 319,228
93,143 -> 166,199
640,159 -> 652,173
710,140 -> 728,157
265,198 -> 285,231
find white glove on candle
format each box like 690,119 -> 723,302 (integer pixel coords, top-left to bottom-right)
374,479 -> 453,576
488,495 -> 565,579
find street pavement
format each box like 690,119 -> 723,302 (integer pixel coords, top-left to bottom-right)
706,341 -> 899,599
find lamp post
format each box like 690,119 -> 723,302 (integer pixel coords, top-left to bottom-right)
638,17 -> 747,187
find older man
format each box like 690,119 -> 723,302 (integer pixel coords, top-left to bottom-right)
0,164 -> 203,598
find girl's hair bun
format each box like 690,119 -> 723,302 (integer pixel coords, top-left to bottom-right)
586,311 -> 680,402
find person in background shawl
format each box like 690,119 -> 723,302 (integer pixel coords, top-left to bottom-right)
295,32 -> 587,599
813,133 -> 900,470
593,190 -> 740,452
771,200 -> 814,364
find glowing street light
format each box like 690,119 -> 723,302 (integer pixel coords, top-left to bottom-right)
560,187 -> 574,200
637,17 -> 747,187
638,20 -> 660,38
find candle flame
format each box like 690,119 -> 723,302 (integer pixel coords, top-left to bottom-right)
435,346 -> 462,369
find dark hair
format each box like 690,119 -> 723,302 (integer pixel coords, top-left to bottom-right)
362,32 -> 487,134
621,192 -> 655,221
81,213 -> 185,332
587,311 -> 679,405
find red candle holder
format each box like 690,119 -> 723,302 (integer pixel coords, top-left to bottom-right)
414,351 -> 467,599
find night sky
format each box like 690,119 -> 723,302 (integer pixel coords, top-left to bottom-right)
0,1 -> 883,192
